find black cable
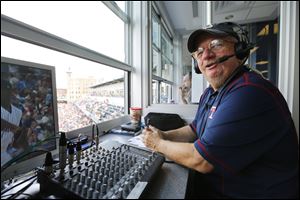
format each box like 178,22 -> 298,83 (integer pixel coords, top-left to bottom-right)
1,192 -> 34,198
1,150 -> 50,173
1,135 -> 61,173
6,177 -> 37,199
1,173 -> 37,195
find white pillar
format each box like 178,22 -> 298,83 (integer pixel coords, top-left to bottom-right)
278,1 -> 299,136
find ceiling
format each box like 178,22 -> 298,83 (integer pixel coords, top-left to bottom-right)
163,1 -> 279,36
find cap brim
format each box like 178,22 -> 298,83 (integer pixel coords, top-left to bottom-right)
187,29 -> 229,53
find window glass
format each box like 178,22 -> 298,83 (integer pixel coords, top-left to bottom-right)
160,82 -> 171,103
161,31 -> 173,61
152,15 -> 160,48
1,36 -> 125,133
151,8 -> 174,104
152,49 -> 160,76
162,56 -> 173,81
1,1 -> 126,62
152,80 -> 159,104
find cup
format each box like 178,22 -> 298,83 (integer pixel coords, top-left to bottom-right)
130,107 -> 142,126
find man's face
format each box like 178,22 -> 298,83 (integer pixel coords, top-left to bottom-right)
194,34 -> 241,90
1,83 -> 12,103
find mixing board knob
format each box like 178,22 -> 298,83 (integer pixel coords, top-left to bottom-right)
81,174 -> 86,183
122,182 -> 130,198
88,170 -> 93,177
65,179 -> 71,189
111,158 -> 116,165
71,179 -> 77,191
128,177 -> 135,190
138,166 -> 144,178
103,175 -> 108,184
91,178 -> 96,188
109,171 -> 114,178
134,170 -> 139,181
87,188 -> 94,198
84,169 -> 88,176
86,177 -> 91,186
82,185 -> 88,197
98,173 -> 104,182
114,188 -> 122,199
120,168 -> 125,176
69,170 -> 73,176
76,182 -> 83,194
100,184 -> 107,195
114,172 -> 120,184
96,181 -> 102,191
125,164 -> 130,171
92,190 -> 100,199
110,164 -> 115,171
93,172 -> 99,180
106,163 -> 111,169
100,167 -> 105,174
108,177 -> 113,188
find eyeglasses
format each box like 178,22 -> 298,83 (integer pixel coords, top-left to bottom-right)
191,39 -> 235,60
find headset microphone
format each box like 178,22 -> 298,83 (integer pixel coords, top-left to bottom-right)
205,54 -> 235,68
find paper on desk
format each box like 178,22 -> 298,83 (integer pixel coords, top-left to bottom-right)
128,135 -> 147,148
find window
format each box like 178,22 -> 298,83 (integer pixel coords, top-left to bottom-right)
1,1 -> 126,63
151,6 -> 174,104
1,2 -> 131,133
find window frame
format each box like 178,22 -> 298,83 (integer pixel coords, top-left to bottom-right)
1,1 -> 132,136
150,4 -> 174,104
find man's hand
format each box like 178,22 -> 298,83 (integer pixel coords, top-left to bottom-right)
142,125 -> 164,152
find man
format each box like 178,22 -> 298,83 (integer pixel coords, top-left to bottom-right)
179,72 -> 192,104
1,78 -> 23,167
142,22 -> 299,198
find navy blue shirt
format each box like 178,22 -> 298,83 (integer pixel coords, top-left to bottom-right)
191,66 -> 299,198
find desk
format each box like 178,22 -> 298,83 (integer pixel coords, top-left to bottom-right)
1,133 -> 189,199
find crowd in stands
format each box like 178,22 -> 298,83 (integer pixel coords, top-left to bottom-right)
58,97 -> 125,132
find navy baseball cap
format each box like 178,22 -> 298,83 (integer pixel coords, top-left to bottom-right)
187,22 -> 240,53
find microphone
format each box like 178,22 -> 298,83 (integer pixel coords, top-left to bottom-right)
205,54 -> 235,68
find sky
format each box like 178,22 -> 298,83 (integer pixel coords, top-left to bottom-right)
1,1 -> 125,89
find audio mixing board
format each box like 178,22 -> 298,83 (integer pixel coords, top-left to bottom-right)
37,140 -> 164,199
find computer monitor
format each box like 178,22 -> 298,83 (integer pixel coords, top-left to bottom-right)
1,57 -> 59,182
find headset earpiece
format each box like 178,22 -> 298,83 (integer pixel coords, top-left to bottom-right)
193,57 -> 201,74
235,41 -> 250,60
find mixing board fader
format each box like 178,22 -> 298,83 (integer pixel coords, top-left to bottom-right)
37,140 -> 164,199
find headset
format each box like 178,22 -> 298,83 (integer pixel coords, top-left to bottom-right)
193,22 -> 255,74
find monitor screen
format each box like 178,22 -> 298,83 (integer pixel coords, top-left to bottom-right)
1,57 -> 58,181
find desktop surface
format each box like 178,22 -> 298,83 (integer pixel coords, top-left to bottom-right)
1,133 -> 189,199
